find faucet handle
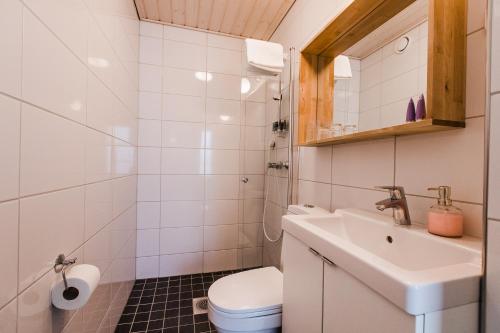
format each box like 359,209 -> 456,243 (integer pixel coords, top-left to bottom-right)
375,186 -> 406,199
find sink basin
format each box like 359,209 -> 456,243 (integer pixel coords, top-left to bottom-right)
282,208 -> 482,315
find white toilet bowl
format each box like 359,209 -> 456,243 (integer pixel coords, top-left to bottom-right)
208,267 -> 283,333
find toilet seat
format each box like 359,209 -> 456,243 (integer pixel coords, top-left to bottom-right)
207,267 -> 283,333
208,267 -> 283,315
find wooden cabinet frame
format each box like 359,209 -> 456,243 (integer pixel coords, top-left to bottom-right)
298,0 -> 467,146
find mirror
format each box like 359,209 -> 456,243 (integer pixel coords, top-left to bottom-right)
319,0 -> 431,139
298,0 -> 466,146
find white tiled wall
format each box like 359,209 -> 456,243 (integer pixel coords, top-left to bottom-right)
263,0 -> 488,268
0,0 -> 139,332
136,22 -> 266,278
486,0 -> 500,331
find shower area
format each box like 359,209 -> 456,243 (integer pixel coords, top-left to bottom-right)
136,21 -> 294,278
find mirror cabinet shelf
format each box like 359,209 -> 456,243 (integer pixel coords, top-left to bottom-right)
298,0 -> 467,146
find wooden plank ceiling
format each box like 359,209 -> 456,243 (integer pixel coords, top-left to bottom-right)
134,0 -> 295,40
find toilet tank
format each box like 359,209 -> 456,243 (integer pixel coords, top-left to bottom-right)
286,204 -> 330,215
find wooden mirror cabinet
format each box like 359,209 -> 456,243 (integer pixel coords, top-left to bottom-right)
298,0 -> 467,146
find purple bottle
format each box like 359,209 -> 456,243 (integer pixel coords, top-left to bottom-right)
416,94 -> 426,121
406,98 -> 416,122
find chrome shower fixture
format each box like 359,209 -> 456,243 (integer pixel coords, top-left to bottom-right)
267,161 -> 289,170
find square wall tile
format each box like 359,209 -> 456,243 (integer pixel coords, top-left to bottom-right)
136,256 -> 159,279
207,47 -> 242,75
161,201 -> 204,227
138,119 -> 162,147
207,34 -> 242,50
163,94 -> 205,122
160,227 -> 203,254
161,175 -> 205,201
204,224 -> 239,251
163,67 -> 206,96
299,146 -> 332,183
0,0 -> 22,98
139,64 -> 162,92
0,95 -> 20,201
206,98 -> 241,124
86,74 -> 115,135
140,21 -> 163,38
332,138 -> 394,188
245,101 -> 266,126
137,175 -> 161,202
137,202 -> 161,229
297,180 -> 332,211
85,129 -> 113,183
19,187 -> 85,291
206,175 -> 240,200
139,92 -> 162,120
203,249 -> 238,273
161,148 -> 205,175
0,201 -> 18,308
241,247 -> 263,269
140,36 -> 163,66
137,229 -> 159,257
164,40 -> 206,71
162,121 -> 205,148
243,199 -> 264,223
20,104 -> 86,196
159,253 -> 203,276
244,150 -> 265,175
239,223 -> 263,248
207,73 -> 241,100
23,9 -> 86,123
241,175 -> 265,199
244,126 -> 265,150
205,150 -> 240,174
164,25 -> 207,45
206,124 -> 240,149
85,181 -> 113,239
395,117 -> 484,203
138,147 -> 161,174
205,200 -> 239,225
112,176 -> 137,218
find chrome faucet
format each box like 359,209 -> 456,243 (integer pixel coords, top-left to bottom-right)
375,186 -> 411,225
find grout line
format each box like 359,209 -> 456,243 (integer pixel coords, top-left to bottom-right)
0,174 -> 136,205
0,91 -> 137,147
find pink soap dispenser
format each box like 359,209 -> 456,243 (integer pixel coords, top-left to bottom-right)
427,186 -> 464,237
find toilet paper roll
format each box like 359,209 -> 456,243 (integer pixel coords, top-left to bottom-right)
51,264 -> 100,310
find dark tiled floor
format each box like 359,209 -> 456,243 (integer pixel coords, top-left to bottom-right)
116,269 -> 256,333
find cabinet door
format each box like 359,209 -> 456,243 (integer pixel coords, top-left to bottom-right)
282,233 -> 324,333
323,262 -> 424,333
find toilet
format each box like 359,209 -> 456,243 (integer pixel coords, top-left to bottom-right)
207,204 -> 330,333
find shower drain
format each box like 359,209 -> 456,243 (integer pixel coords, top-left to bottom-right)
192,297 -> 209,315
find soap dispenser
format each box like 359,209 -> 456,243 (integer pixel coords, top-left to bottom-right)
427,186 -> 464,237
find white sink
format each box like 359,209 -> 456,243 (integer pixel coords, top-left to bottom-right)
282,208 -> 482,315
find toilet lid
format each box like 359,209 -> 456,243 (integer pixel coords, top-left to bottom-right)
208,267 -> 283,315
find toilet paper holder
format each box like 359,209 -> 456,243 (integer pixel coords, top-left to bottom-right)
53,254 -> 79,300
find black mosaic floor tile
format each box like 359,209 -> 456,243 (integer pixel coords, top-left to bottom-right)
116,268 -> 261,333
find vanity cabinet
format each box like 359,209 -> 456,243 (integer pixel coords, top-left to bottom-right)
282,232 -> 478,333
282,233 -> 323,333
